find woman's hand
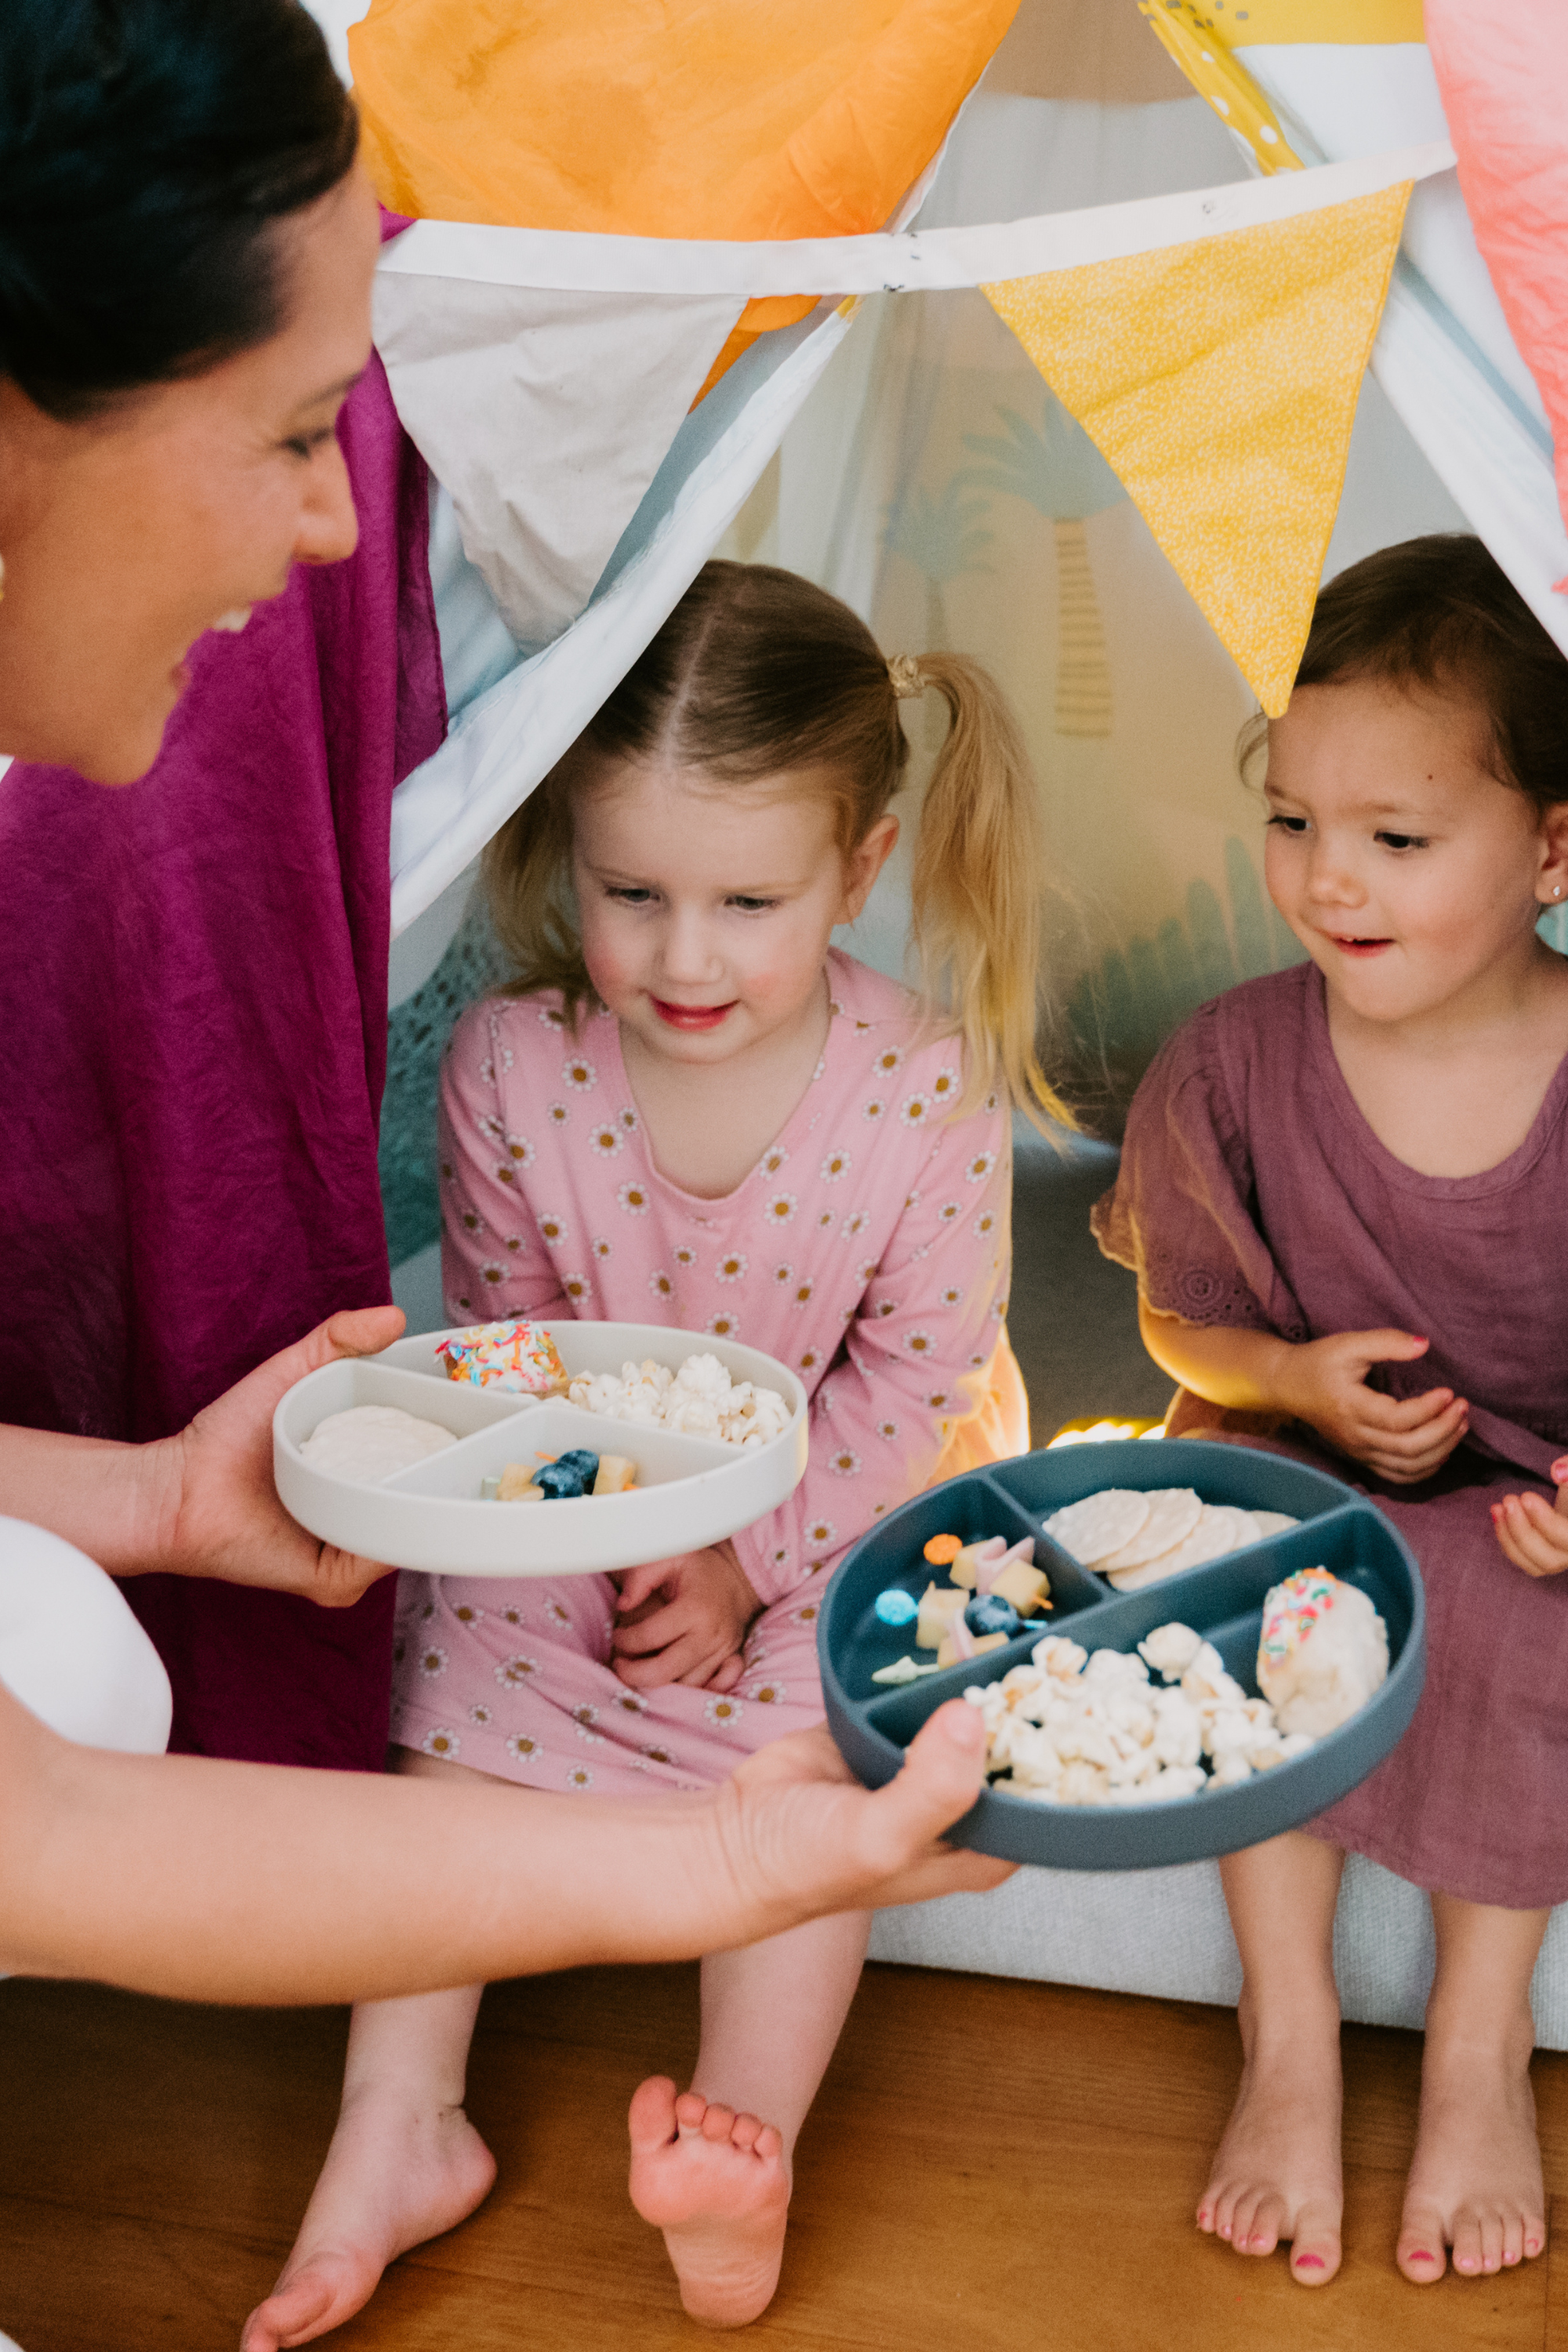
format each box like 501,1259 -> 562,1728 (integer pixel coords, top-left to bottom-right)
612,1542 -> 761,1691
1275,1329 -> 1469,1484
158,1305 -> 405,1605
1492,1459 -> 1568,1580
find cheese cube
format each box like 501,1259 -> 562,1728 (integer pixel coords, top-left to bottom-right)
593,1454 -> 637,1495
916,1581 -> 967,1650
992,1560 -> 1051,1617
496,1462 -> 545,1501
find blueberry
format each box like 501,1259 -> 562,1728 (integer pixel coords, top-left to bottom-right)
555,1449 -> 600,1479
535,1462 -> 587,1499
874,1587 -> 919,1626
964,1593 -> 1020,1639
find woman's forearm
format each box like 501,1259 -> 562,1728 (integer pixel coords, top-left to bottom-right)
0,1686 -> 1003,2002
0,1422 -> 174,1577
1138,1300 -> 1298,1413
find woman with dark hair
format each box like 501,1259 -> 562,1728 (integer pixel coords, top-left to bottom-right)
0,0 -> 1004,2004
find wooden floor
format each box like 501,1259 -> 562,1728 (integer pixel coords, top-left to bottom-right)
5,1961 -> 1568,2351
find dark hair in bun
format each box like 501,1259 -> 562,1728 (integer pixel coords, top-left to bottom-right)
0,0 -> 358,418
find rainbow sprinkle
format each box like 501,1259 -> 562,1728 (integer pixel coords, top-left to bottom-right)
437,1319 -> 566,1395
1259,1568 -> 1339,1665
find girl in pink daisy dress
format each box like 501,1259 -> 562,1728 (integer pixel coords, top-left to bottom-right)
265,561 -> 1064,2343
396,943 -> 1016,1794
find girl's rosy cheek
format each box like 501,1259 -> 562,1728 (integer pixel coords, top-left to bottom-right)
579,917 -> 639,1001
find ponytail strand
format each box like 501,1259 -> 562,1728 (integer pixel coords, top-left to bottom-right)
907,653 -> 1072,1136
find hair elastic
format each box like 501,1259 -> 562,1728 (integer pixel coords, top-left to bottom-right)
887,654 -> 925,700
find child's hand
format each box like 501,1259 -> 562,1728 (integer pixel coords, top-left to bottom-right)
612,1543 -> 762,1691
1492,1458 -> 1568,1579
1278,1328 -> 1468,1485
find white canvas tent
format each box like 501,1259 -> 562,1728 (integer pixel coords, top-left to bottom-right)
339,0 -> 1568,1295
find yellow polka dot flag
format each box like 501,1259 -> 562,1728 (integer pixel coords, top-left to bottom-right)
982,180 -> 1412,714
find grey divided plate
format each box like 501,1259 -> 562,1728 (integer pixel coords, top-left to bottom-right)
818,1439 -> 1425,1870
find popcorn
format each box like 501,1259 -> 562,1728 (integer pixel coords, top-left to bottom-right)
1138,1622 -> 1203,1679
438,1319 -> 566,1395
568,1352 -> 791,1450
967,1621 -> 1316,1809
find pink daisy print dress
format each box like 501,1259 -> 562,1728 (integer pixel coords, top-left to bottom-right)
390,949 -> 1027,1797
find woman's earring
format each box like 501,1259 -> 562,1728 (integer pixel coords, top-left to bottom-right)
1555,885 -> 1563,900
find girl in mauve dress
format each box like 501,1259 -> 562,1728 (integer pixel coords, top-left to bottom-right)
250,561 -> 1061,2350
1094,536 -> 1568,2296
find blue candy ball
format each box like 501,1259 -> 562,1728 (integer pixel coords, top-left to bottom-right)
964,1592 -> 1020,1639
874,1587 -> 919,1626
535,1462 -> 587,1499
555,1448 -> 600,1479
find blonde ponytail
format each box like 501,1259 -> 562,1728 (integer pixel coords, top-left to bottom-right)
906,653 -> 1073,1136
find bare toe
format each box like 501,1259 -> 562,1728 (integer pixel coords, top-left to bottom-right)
1452,2211 -> 1486,2278
630,2077 -> 683,2154
1396,2204 -> 1448,2286
1240,2193 -> 1283,2257
241,2252 -> 376,2352
1287,2207 -> 1341,2286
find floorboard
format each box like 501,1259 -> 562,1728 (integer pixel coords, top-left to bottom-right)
3,1962 -> 1565,2351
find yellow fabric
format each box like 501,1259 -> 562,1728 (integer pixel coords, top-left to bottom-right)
1138,5 -> 1304,172
1142,0 -> 1425,44
983,180 -> 1411,716
350,0 -> 1018,380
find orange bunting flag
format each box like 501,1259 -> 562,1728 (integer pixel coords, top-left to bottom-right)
982,180 -> 1411,714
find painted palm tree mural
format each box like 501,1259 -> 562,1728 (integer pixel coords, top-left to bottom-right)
956,396 -> 1126,739
1066,833 -> 1307,1107
882,479 -> 994,653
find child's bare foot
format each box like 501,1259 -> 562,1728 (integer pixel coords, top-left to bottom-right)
1397,2012 -> 1545,2283
628,2075 -> 791,2327
1197,1994 -> 1344,2284
239,2088 -> 495,2349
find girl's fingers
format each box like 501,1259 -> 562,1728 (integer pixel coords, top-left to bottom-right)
673,1639 -> 735,1688
1354,1387 -> 1457,1434
1360,1425 -> 1467,1481
614,1639 -> 692,1690
615,1560 -> 674,1614
1508,1494 -> 1568,1549
612,1599 -> 690,1657
1495,1523 -> 1568,1578
1492,1495 -> 1568,1577
1335,1328 -> 1430,1370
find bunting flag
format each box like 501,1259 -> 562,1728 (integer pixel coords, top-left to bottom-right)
349,0 -> 1018,397
983,180 -> 1411,713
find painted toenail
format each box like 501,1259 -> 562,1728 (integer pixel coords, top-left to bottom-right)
1295,2254 -> 1325,2269
1410,2249 -> 1436,2262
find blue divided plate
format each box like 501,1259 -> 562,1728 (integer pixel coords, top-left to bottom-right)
818,1439 -> 1425,1871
